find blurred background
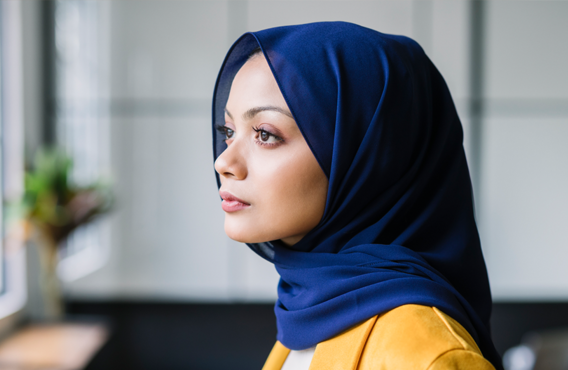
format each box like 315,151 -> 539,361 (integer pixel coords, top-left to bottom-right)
0,1 -> 567,369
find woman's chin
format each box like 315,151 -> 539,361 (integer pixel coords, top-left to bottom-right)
224,223 -> 265,244
223,218 -> 309,246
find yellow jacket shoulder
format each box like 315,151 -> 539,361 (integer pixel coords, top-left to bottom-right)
263,304 -> 495,370
355,304 -> 495,369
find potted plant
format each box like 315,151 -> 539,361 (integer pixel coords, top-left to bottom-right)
8,148 -> 113,320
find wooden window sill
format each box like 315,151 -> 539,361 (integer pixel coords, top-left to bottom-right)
0,322 -> 108,370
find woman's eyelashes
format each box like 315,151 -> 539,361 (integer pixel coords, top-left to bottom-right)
215,124 -> 235,141
252,126 -> 284,147
216,124 -> 284,147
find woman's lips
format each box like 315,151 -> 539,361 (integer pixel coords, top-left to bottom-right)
219,191 -> 251,212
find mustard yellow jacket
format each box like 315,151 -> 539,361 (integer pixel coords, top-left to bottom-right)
263,304 -> 496,370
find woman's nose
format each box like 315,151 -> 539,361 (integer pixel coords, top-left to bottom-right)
214,141 -> 247,180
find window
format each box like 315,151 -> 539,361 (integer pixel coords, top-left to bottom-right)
0,0 -> 27,319
53,0 -> 111,283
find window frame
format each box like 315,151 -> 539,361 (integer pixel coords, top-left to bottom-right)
0,0 -> 27,322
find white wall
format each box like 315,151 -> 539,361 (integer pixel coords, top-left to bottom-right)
63,0 -> 568,303
478,1 -> 568,301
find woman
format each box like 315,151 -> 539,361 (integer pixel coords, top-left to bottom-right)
212,21 -> 502,369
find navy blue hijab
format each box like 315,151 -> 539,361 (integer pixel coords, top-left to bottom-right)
212,22 -> 501,368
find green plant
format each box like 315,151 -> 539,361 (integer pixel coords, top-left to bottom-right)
16,147 -> 113,246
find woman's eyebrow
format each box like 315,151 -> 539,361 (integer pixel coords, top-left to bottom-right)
243,106 -> 293,120
224,106 -> 294,121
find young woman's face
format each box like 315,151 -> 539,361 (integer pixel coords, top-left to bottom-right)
215,54 -> 328,246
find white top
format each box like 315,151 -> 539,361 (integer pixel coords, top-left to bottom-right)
281,346 -> 316,370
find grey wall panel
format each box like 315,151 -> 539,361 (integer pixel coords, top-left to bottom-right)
479,117 -> 568,300
247,1 -> 413,36
67,116 -> 238,300
65,0 -> 283,302
109,0 -> 229,101
485,1 -> 568,100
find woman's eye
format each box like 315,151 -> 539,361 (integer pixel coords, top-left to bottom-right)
225,128 -> 234,139
253,127 -> 282,145
215,125 -> 234,141
259,130 -> 270,142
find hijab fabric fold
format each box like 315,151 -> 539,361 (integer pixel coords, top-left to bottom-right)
212,21 -> 502,368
